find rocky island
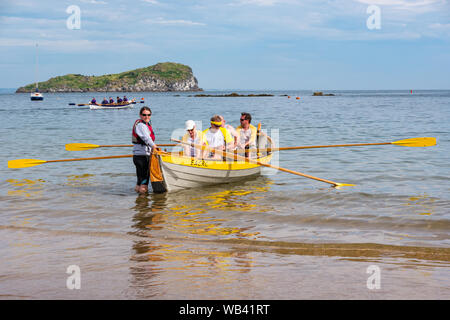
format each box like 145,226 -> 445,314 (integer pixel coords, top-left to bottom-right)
190,93 -> 274,97
16,62 -> 202,93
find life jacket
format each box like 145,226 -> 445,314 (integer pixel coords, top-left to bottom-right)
203,127 -> 233,147
132,119 -> 155,145
236,124 -> 257,146
182,130 -> 208,157
203,127 -> 234,159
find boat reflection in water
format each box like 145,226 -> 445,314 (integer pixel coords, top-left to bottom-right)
6,178 -> 46,198
127,177 -> 274,298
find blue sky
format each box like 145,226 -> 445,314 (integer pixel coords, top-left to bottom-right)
0,0 -> 449,89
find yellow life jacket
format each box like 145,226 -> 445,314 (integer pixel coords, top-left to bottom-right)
236,124 -> 257,145
203,127 -> 234,146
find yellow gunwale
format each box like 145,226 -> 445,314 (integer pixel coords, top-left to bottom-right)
160,152 -> 273,171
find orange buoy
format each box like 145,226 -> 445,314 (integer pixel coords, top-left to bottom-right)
296,97 -> 300,100
288,96 -> 291,98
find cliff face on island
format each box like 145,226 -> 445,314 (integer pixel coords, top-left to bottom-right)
16,62 -> 202,93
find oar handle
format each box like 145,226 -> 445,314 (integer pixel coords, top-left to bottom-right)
99,144 -> 133,148
98,144 -> 175,148
46,155 -> 132,163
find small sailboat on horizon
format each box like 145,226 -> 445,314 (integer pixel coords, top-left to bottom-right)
30,44 -> 44,101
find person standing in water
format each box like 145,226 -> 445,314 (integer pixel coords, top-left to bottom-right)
132,107 -> 158,194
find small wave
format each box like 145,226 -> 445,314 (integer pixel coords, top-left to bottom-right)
0,224 -> 139,241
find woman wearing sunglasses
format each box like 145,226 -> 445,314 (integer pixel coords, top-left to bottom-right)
132,106 -> 158,193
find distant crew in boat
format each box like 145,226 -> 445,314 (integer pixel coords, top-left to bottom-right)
117,96 -> 123,104
219,115 -> 239,150
123,96 -> 128,102
203,115 -> 234,160
182,120 -> 208,159
101,97 -> 109,104
109,97 -> 114,104
91,97 -> 97,104
236,112 -> 257,158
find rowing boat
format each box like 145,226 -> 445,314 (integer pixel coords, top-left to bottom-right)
151,133 -> 274,192
89,102 -> 133,110
152,152 -> 273,192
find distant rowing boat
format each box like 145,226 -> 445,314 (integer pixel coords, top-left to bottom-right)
89,102 -> 133,110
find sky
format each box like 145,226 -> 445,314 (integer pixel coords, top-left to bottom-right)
0,0 -> 449,90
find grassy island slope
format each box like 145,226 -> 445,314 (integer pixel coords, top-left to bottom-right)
16,62 -> 202,92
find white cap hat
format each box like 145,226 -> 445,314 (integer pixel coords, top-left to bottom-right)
185,120 -> 196,131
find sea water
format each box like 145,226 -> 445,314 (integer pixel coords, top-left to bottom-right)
0,90 -> 449,299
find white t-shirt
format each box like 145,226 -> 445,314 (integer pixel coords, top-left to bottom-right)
204,128 -> 226,148
182,131 -> 205,157
239,127 -> 256,148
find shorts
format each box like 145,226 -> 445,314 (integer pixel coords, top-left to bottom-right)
133,155 -> 150,186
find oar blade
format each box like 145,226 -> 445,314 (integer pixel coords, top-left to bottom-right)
65,143 -> 100,151
334,183 -> 356,189
392,137 -> 436,147
8,159 -> 47,169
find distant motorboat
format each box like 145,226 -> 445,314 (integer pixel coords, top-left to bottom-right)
30,44 -> 44,101
31,88 -> 44,101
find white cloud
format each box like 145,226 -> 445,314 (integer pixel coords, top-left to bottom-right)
0,37 -> 153,52
355,0 -> 444,6
145,17 -> 206,26
429,23 -> 450,29
80,0 -> 108,4
354,0 -> 447,13
231,0 -> 279,5
228,0 -> 298,6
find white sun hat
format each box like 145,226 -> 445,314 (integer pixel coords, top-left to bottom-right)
185,120 -> 196,131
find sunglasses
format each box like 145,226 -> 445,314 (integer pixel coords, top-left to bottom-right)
141,113 -> 151,116
240,118 -> 247,121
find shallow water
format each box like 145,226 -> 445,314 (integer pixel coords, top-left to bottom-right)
0,90 -> 449,299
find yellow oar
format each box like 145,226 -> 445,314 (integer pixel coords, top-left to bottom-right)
172,139 -> 354,188
65,143 -> 176,151
391,137 -> 436,147
229,137 -> 437,154
8,155 -> 133,169
65,137 -> 435,153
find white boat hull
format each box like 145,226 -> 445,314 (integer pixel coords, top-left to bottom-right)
30,92 -> 44,101
158,153 -> 272,192
89,103 -> 133,110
